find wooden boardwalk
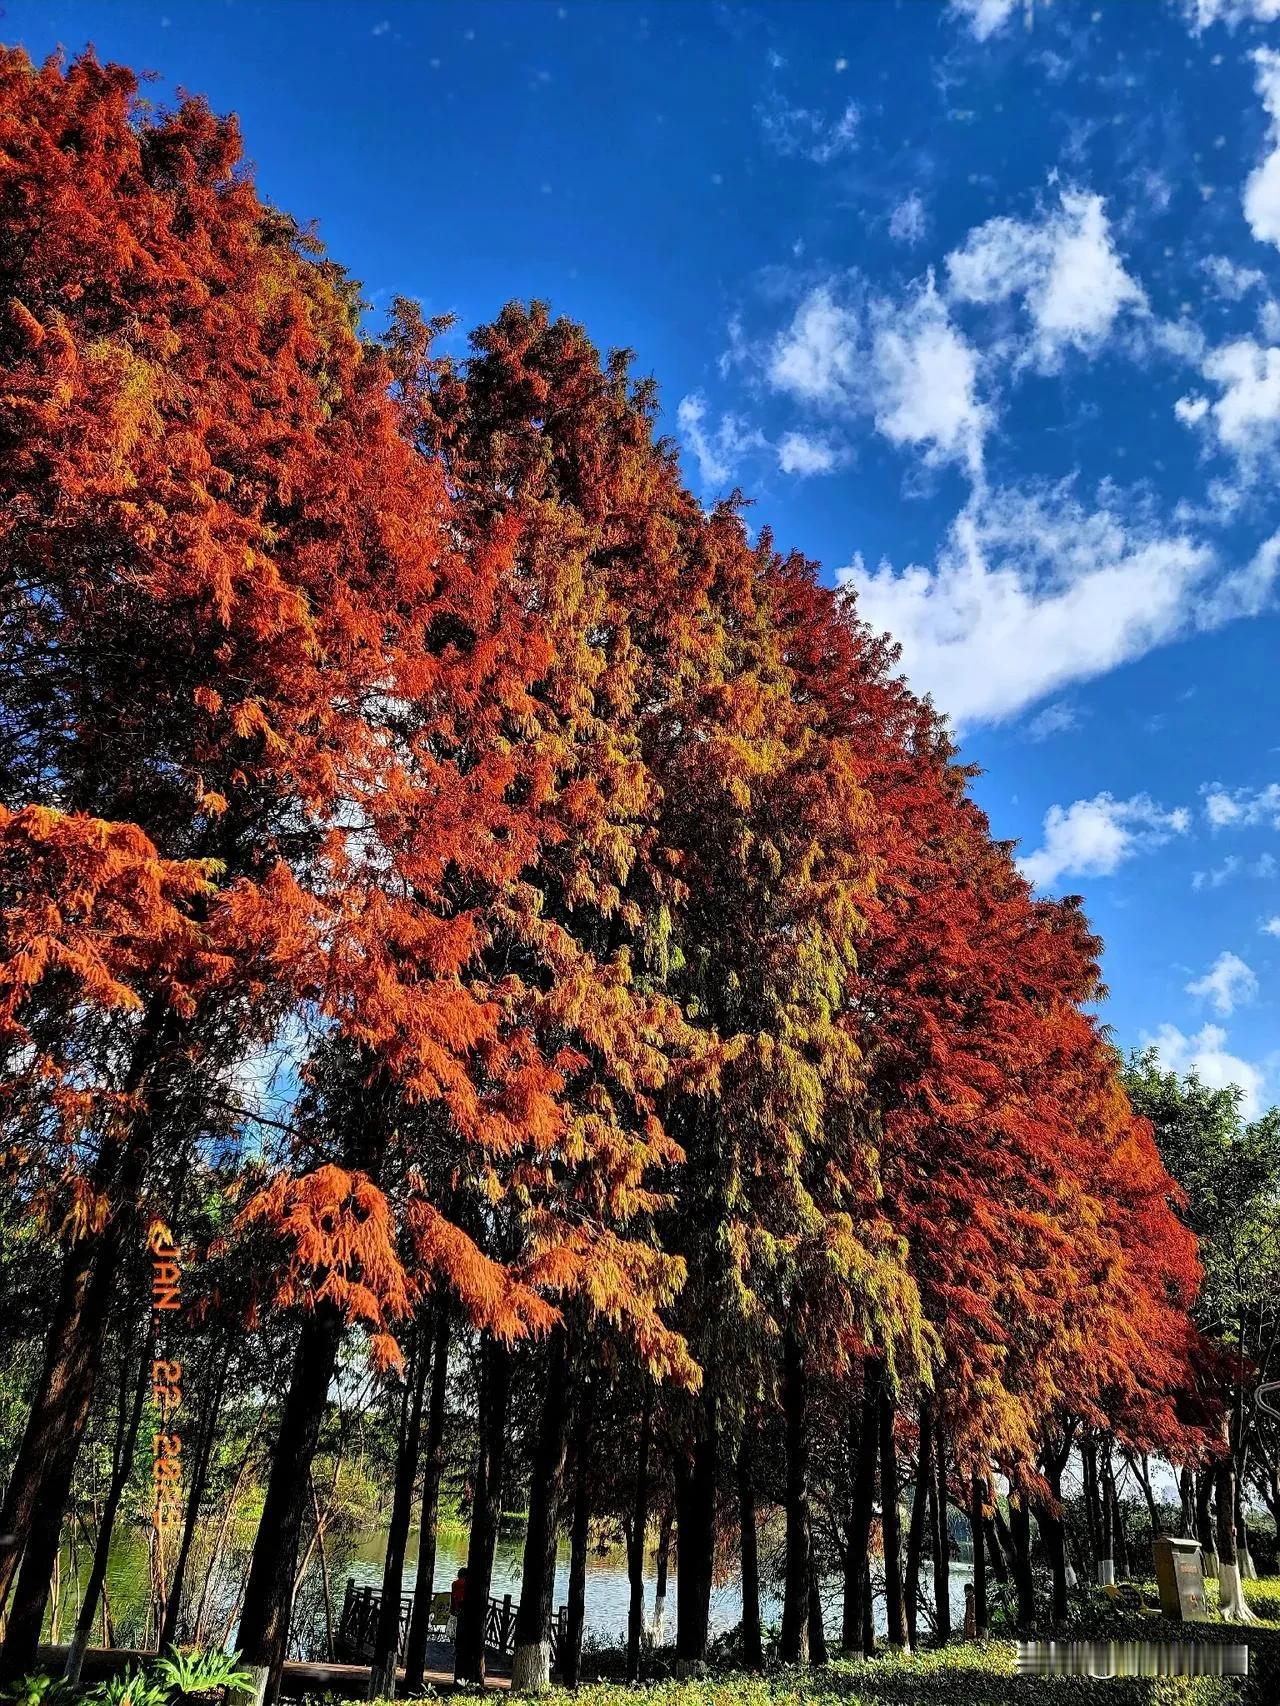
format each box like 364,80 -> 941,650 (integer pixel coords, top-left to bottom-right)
35,1644 -> 512,1696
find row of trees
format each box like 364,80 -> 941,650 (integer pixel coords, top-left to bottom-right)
0,47 -> 1272,1704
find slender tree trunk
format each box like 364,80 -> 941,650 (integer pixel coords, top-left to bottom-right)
1007,1500 -> 1035,1630
1109,1463 -> 1130,1579
403,1304 -> 450,1691
861,1561 -> 875,1658
455,1337 -> 512,1685
931,1408 -> 951,1643
1195,1470 -> 1219,1578
904,1403 -> 932,1649
64,1350 -> 149,1682
561,1408 -> 592,1689
0,1007 -> 171,1647
1216,1450 -> 1257,1622
984,1510 -> 1009,1586
194,1399 -> 268,1647
1178,1467 -> 1195,1540
624,1386 -> 652,1685
780,1329 -> 810,1665
1037,1453 -> 1069,1625
159,1342 -> 230,1652
970,1474 -> 988,1639
806,1536 -> 828,1666
651,1502 -> 672,1644
235,1303 -> 344,1706
880,1385 -> 908,1651
737,1431 -> 762,1672
512,1331 -> 572,1692
840,1363 -> 881,1653
369,1329 -> 430,1698
674,1395 -> 717,1664
311,1472 -> 336,1662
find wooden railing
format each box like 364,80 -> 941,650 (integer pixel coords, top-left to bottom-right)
335,1579 -> 569,1669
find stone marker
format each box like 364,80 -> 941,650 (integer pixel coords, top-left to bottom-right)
1153,1536 -> 1210,1621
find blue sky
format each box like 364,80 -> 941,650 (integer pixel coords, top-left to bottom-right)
10,0 -> 1280,1112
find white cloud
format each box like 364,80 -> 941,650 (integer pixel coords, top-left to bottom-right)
1203,778 -> 1280,829
1025,700 -> 1082,741
676,394 -> 765,489
889,193 -> 928,246
767,288 -> 860,403
840,484 -> 1216,725
947,189 -> 1145,368
1186,950 -> 1259,1015
1202,254 -> 1265,301
1144,1022 -> 1265,1118
1245,49 -> 1280,250
1262,915 -> 1280,935
1175,339 -> 1280,484
777,430 -> 837,476
1193,855 -> 1243,889
759,95 -> 860,164
1184,0 -> 1280,25
870,277 -> 988,473
1018,792 -> 1190,890
950,0 -> 1020,40
768,277 -> 987,472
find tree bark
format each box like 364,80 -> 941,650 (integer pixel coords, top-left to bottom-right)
64,1348 -> 149,1682
780,1328 -> 810,1664
931,1408 -> 951,1643
624,1386 -> 652,1685
970,1474 -> 988,1639
454,1336 -> 513,1685
561,1405 -> 592,1689
1195,1469 -> 1219,1578
737,1429 -> 762,1672
904,1402 -> 932,1649
235,1303 -> 345,1706
674,1394 -> 717,1664
879,1385 -> 908,1651
159,1340 -> 231,1652
512,1330 -> 572,1691
403,1304 -> 450,1692
1007,1499 -> 1036,1630
806,1536 -> 828,1666
840,1362 -> 881,1654
652,1501 -> 673,1644
369,1327 -> 431,1698
1216,1451 -> 1257,1622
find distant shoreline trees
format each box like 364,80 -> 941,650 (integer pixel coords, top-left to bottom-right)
0,46 -> 1271,1704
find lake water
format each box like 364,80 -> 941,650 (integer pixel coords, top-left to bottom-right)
342,1524 -> 975,1648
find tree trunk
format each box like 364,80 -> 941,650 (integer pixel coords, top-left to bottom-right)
235,1303 -> 344,1706
1216,1452 -> 1256,1622
780,1329 -> 810,1665
652,1502 -> 673,1644
904,1400 -> 933,1649
806,1538 -> 828,1666
931,1408 -> 951,1643
1007,1500 -> 1036,1630
879,1385 -> 908,1651
674,1395 -> 717,1664
1096,1443 -> 1115,1586
369,1328 -> 430,1698
454,1336 -> 512,1685
403,1304 -> 450,1692
159,1341 -> 230,1652
561,1407 -> 592,1689
0,1006 -> 171,1650
624,1386 -> 652,1685
737,1430 -> 762,1672
840,1363 -> 881,1653
970,1474 -> 988,1639
1195,1470 -> 1219,1578
64,1349 -> 149,1682
513,1330 -> 572,1692
1178,1466 -> 1195,1540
